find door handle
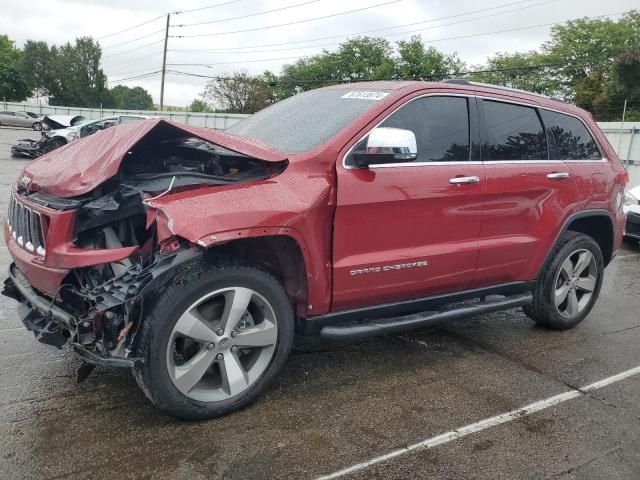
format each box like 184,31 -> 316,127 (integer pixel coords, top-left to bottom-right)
449,176 -> 480,185
547,172 -> 571,180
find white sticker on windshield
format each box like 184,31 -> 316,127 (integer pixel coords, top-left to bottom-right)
341,91 -> 389,101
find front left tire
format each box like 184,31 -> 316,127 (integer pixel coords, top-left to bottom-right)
133,260 -> 294,420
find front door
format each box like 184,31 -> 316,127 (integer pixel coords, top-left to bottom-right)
332,94 -> 485,311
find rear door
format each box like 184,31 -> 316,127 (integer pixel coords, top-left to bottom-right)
472,98 -> 579,287
332,94 -> 485,311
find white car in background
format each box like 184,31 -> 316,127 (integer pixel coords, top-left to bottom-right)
0,111 -> 45,130
46,114 -> 149,150
624,185 -> 640,241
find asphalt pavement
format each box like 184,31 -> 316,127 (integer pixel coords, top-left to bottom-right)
1,126 -> 640,480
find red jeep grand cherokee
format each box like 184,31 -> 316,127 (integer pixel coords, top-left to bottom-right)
3,81 -> 627,419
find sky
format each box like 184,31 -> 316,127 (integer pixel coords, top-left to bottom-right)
1,0 -> 638,107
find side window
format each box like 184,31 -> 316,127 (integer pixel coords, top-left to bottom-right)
540,110 -> 601,160
482,100 -> 548,161
346,96 -> 470,165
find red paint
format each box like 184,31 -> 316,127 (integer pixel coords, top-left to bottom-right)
6,82 -> 627,317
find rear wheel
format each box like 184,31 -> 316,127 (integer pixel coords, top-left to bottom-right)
524,232 -> 603,330
133,260 -> 294,420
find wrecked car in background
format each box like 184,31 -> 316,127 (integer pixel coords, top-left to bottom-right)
11,115 -> 86,158
9,115 -> 147,158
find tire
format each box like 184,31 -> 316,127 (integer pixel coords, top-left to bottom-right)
133,259 -> 294,420
32,122 -> 42,131
523,231 -> 604,330
44,137 -> 65,153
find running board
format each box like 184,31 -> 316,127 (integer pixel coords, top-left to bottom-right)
319,293 -> 533,340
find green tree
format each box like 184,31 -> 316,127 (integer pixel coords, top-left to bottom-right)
22,36 -> 109,107
466,51 -> 559,95
189,98 -> 209,112
0,35 -> 29,101
110,85 -> 154,110
394,35 -> 464,80
21,40 -> 54,100
280,37 -> 394,93
202,71 -> 274,113
541,11 -> 640,116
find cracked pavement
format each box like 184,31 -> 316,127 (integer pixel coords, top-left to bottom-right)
1,126 -> 640,479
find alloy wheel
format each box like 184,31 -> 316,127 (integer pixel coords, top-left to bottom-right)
165,287 -> 278,402
553,248 -> 598,319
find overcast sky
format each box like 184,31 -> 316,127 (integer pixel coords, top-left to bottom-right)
2,0 -> 637,107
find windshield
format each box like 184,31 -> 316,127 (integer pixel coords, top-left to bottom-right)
226,88 -> 390,154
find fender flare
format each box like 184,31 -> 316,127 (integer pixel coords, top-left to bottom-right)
539,209 -> 614,276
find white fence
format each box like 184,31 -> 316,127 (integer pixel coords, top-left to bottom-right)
1,101 -> 248,130
600,122 -> 640,187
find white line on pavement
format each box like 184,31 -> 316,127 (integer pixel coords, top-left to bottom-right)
316,364 -> 640,480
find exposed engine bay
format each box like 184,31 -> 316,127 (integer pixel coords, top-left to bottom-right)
3,124 -> 287,380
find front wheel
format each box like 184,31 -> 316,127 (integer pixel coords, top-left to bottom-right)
524,232 -> 604,330
44,137 -> 65,153
32,122 -> 42,131
133,260 -> 294,420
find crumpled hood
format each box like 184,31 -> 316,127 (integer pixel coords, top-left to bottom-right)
21,119 -> 286,198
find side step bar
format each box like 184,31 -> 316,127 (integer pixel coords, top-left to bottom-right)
319,293 -> 533,340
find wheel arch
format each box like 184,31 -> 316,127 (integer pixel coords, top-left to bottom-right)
544,210 -> 615,272
202,233 -> 309,317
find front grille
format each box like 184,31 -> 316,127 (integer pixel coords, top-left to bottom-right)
7,192 -> 46,256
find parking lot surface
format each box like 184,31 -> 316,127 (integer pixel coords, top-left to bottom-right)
1,126 -> 640,479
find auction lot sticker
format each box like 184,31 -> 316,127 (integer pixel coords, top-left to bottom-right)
341,91 -> 389,100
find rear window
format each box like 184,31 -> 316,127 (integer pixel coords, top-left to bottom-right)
540,110 -> 601,160
227,88 -> 390,154
482,100 -> 548,161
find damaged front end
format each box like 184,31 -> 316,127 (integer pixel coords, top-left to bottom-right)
3,120 -> 287,380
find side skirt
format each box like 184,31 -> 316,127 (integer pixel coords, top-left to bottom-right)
300,281 -> 533,336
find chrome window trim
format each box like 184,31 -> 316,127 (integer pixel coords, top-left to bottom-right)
341,92 -> 606,169
370,161 -> 482,169
342,93 -> 473,170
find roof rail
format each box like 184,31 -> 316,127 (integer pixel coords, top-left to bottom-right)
441,79 -> 566,103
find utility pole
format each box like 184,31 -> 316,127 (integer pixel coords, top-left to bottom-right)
160,13 -> 170,111
618,99 -> 627,163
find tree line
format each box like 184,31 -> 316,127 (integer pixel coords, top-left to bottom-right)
1,11 -> 638,118
0,35 -> 154,110
194,11 -> 640,121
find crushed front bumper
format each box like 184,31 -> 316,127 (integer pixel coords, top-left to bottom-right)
3,247 -> 203,368
4,264 -> 73,348
3,263 -> 141,368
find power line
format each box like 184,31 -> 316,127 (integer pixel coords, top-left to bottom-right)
175,0 -> 322,27
98,14 -> 165,40
102,0 -> 550,87
173,0 -> 245,15
172,0 -> 403,38
103,52 -> 163,70
163,10 -> 629,70
107,70 -> 162,84
102,28 -> 166,49
167,56 -> 301,67
169,0 -> 555,55
102,39 -> 165,59
165,55 -> 624,85
168,0 -> 548,51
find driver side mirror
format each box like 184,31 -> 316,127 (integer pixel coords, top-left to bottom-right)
352,127 -> 418,168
